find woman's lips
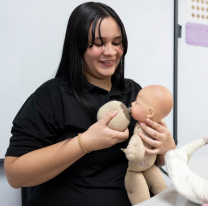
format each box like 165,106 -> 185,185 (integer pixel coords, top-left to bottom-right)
99,60 -> 115,67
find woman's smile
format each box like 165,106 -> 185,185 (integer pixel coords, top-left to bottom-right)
99,60 -> 115,67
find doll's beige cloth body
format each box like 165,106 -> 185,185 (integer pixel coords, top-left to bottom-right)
127,122 -> 157,171
124,122 -> 167,205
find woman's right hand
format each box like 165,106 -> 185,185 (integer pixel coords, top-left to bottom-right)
81,110 -> 129,152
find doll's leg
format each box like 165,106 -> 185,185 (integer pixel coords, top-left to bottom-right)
125,170 -> 150,205
142,164 -> 167,195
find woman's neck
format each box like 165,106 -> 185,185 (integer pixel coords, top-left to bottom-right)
84,74 -> 112,92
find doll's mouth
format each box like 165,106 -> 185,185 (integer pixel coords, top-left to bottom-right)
128,107 -> 131,113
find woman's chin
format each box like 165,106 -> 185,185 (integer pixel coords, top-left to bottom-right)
99,70 -> 115,78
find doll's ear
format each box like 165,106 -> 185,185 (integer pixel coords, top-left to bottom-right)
147,108 -> 155,118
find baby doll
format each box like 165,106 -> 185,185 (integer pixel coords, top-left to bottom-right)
122,85 -> 173,205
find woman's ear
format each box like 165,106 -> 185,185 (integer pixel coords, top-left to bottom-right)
147,108 -> 155,118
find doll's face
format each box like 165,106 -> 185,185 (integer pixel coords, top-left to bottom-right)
131,85 -> 173,123
131,92 -> 150,123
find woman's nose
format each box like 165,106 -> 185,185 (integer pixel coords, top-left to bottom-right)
103,44 -> 117,56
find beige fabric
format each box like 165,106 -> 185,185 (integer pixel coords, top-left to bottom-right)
124,123 -> 167,205
125,171 -> 150,205
127,123 -> 157,172
97,101 -> 131,132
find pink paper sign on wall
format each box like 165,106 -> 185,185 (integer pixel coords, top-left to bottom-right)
186,0 -> 208,47
186,22 -> 208,47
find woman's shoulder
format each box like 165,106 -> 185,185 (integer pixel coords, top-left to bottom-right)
34,77 -> 65,91
30,78 -> 72,115
124,78 -> 142,91
33,77 -> 69,99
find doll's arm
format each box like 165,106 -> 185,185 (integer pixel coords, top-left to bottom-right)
124,133 -> 145,161
122,124 -> 145,161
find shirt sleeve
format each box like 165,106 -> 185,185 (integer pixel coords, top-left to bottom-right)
5,93 -> 59,157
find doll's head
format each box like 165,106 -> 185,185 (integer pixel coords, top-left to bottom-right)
131,85 -> 173,123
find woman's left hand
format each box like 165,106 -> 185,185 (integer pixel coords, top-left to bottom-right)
138,118 -> 176,155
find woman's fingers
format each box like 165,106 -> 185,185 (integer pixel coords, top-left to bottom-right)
139,118 -> 176,155
139,122 -> 162,141
99,110 -> 118,125
138,132 -> 161,148
145,118 -> 165,133
144,147 -> 159,155
116,128 -> 129,142
158,119 -> 167,128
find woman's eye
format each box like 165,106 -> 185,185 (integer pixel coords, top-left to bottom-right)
89,41 -> 123,47
94,43 -> 103,47
113,42 -> 123,47
113,42 -> 122,46
87,42 -> 103,47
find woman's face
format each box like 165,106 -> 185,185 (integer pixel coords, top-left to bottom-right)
83,17 -> 124,82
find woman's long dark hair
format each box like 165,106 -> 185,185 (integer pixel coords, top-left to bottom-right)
55,2 -> 128,123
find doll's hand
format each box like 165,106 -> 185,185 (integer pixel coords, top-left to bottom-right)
81,111 -> 129,152
122,134 -> 145,161
124,144 -> 137,160
124,144 -> 144,161
138,118 -> 176,155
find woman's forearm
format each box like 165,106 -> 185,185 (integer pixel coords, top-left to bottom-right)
4,135 -> 86,188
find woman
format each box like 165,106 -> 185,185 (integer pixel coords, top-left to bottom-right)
4,2 -> 176,206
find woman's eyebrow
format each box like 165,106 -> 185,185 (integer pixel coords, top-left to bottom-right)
88,37 -> 102,41
114,36 -> 122,39
91,36 -> 122,40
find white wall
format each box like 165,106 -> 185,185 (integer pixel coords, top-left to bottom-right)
177,0 -> 208,157
0,0 -> 174,205
0,168 -> 21,206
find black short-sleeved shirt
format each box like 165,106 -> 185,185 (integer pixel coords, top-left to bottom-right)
6,77 -> 142,206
